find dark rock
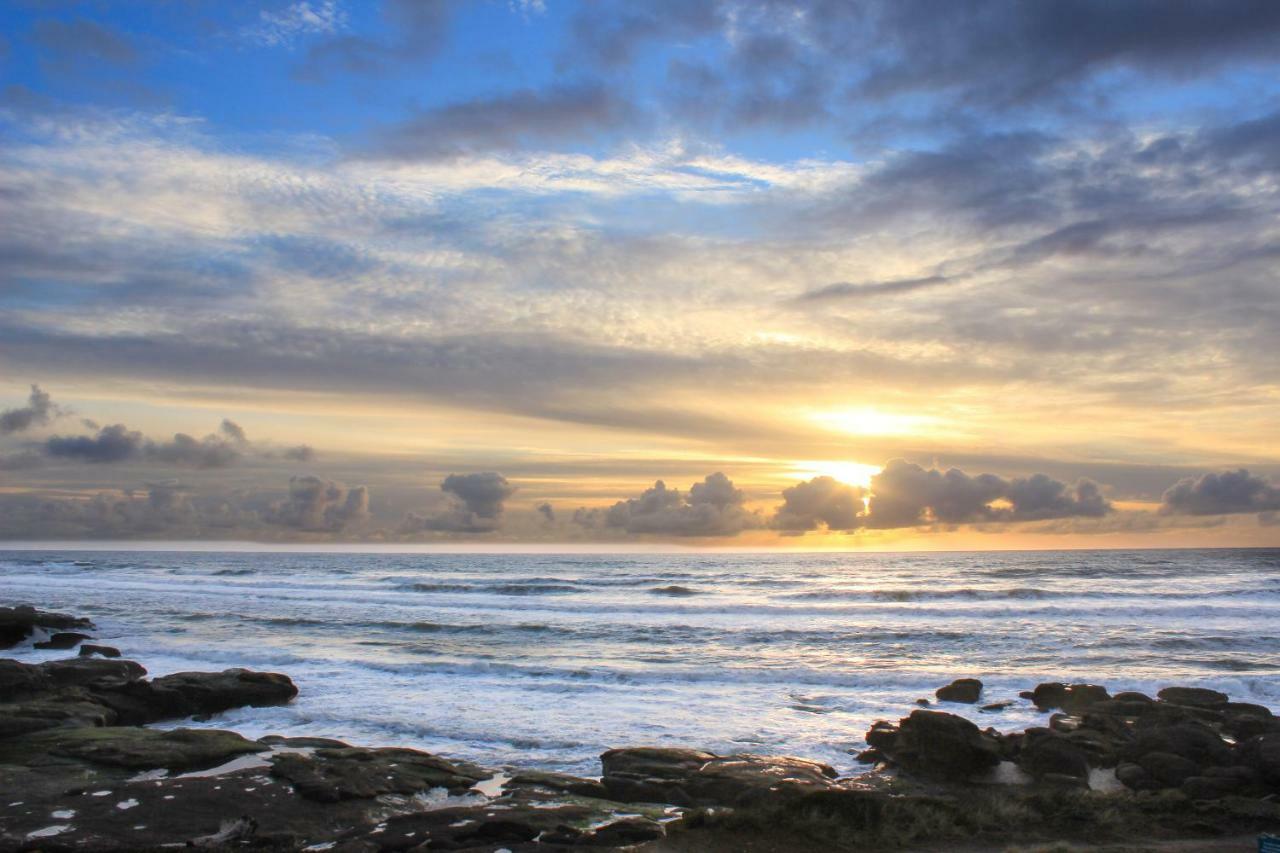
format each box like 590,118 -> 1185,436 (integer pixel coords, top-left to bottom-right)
1031,682 -> 1110,714
1138,751 -> 1200,787
1088,698 -> 1152,717
935,678 -> 983,704
855,748 -> 882,764
915,697 -> 931,706
40,657 -> 146,687
865,720 -> 900,749
1115,761 -> 1156,790
1019,736 -> 1090,782
98,667 -> 297,723
79,643 -> 121,658
34,631 -> 92,650
1124,722 -> 1232,766
1,725 -> 265,771
506,767 -> 609,798
980,700 -> 1015,712
0,658 -> 52,694
0,605 -> 92,649
588,816 -> 667,846
871,710 -> 1001,781
1222,702 -> 1277,740
1157,686 -> 1229,708
601,746 -> 837,807
1235,732 -> 1280,786
0,689 -> 118,737
1114,691 -> 1154,704
1181,775 -> 1244,800
269,745 -> 488,803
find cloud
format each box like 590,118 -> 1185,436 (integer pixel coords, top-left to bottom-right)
1160,469 -> 1280,516
0,385 -> 64,434
400,472 -> 516,533
536,502 -> 555,523
31,17 -> 138,71
45,424 -> 144,463
772,476 -> 865,532
220,419 -> 248,443
793,275 -> 951,303
581,472 -> 760,537
146,431 -> 244,469
266,475 -> 369,531
368,84 -> 634,160
245,1 -> 347,47
295,0 -> 453,79
865,460 -> 1112,528
283,444 -> 316,462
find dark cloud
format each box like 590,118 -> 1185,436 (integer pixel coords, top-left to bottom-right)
866,460 -> 1112,528
283,444 -> 316,462
296,0 -> 453,80
266,475 -> 370,531
772,476 -> 865,533
582,472 -> 760,537
536,502 -> 555,523
1160,469 -> 1280,516
400,472 -> 516,533
31,17 -> 138,71
794,275 -> 951,303
0,384 -> 63,434
45,424 -> 144,463
145,431 -> 244,469
368,84 -> 634,160
220,419 -> 248,443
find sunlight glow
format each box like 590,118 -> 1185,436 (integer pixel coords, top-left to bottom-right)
789,461 -> 883,489
810,408 -> 933,436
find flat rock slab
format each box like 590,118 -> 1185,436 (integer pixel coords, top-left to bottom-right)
269,746 -> 490,803
601,747 -> 839,807
0,726 -> 266,772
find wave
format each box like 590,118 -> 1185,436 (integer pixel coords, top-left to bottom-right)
649,585 -> 702,597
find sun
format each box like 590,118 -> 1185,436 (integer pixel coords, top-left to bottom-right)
788,461 -> 882,489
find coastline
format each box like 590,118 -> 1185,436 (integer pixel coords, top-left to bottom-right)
2,605 -> 1278,852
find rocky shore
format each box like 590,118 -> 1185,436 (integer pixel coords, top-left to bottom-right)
1,605 -> 1278,852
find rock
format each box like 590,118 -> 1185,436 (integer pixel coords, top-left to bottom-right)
98,667 -> 297,723
1157,686 -> 1229,708
0,658 -> 52,694
871,710 -> 1001,781
980,700 -> 1015,712
601,747 -> 837,807
2,726 -> 266,771
34,631 -> 92,650
506,768 -> 609,799
1124,722 -> 1231,767
936,678 -> 983,703
1115,761 -> 1156,790
0,690 -> 118,737
1030,682 -> 1110,714
1087,698 -> 1152,717
1235,732 -> 1280,786
1138,751 -> 1200,787
1114,691 -> 1154,704
1019,736 -> 1090,783
269,746 -> 488,803
589,816 -> 667,846
855,748 -> 882,764
1181,775 -> 1244,800
1222,702 -> 1277,740
0,605 -> 92,649
40,657 -> 146,688
866,721 -> 900,749
915,698 -> 931,707
79,644 -> 122,658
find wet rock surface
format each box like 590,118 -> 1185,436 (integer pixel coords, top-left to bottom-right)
0,606 -> 92,650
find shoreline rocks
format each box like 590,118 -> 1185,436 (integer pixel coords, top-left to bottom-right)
2,605 -> 1279,851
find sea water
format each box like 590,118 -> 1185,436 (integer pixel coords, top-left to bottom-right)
3,548 -> 1278,776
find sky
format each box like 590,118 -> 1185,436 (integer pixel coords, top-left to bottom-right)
1,0 -> 1279,548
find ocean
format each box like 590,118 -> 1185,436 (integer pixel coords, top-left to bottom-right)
3,548 -> 1278,777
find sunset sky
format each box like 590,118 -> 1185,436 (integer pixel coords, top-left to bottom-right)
1,1 -> 1279,547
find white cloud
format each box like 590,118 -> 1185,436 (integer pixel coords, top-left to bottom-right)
245,1 -> 348,48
